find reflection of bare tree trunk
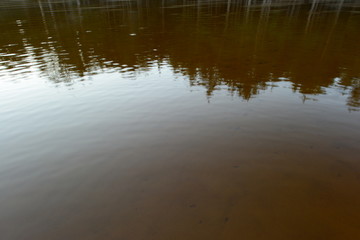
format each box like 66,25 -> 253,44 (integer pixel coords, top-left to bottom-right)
320,0 -> 344,60
197,0 -> 201,28
288,0 -> 298,18
146,0 -> 149,15
335,0 -> 345,20
162,0 -> 165,31
227,0 -> 231,13
225,0 -> 231,31
245,0 -> 252,23
305,0 -> 318,33
137,0 -> 142,27
249,0 -> 271,81
38,0 -> 50,35
47,0 -> 60,39
38,0 -> 45,19
47,0 -> 53,12
77,0 -> 83,32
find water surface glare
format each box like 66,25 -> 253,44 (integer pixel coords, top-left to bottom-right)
0,0 -> 360,239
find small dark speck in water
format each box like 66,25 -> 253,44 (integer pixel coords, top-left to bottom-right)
224,217 -> 229,222
189,204 -> 196,208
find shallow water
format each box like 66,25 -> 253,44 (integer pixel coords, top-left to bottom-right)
0,0 -> 360,239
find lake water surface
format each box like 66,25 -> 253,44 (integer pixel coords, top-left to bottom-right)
1,0 -> 360,239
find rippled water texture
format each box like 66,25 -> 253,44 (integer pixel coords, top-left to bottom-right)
1,0 -> 360,239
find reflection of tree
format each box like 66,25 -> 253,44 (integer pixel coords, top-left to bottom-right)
346,79 -> 360,111
337,75 -> 360,111
0,0 -> 359,109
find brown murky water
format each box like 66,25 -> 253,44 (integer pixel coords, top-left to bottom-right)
1,0 -> 360,239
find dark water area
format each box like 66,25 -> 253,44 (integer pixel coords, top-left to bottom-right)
1,0 -> 360,239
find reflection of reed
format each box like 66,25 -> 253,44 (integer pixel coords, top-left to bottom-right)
1,0 -> 360,109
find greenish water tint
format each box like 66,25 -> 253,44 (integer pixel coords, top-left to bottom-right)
0,1 -> 360,239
